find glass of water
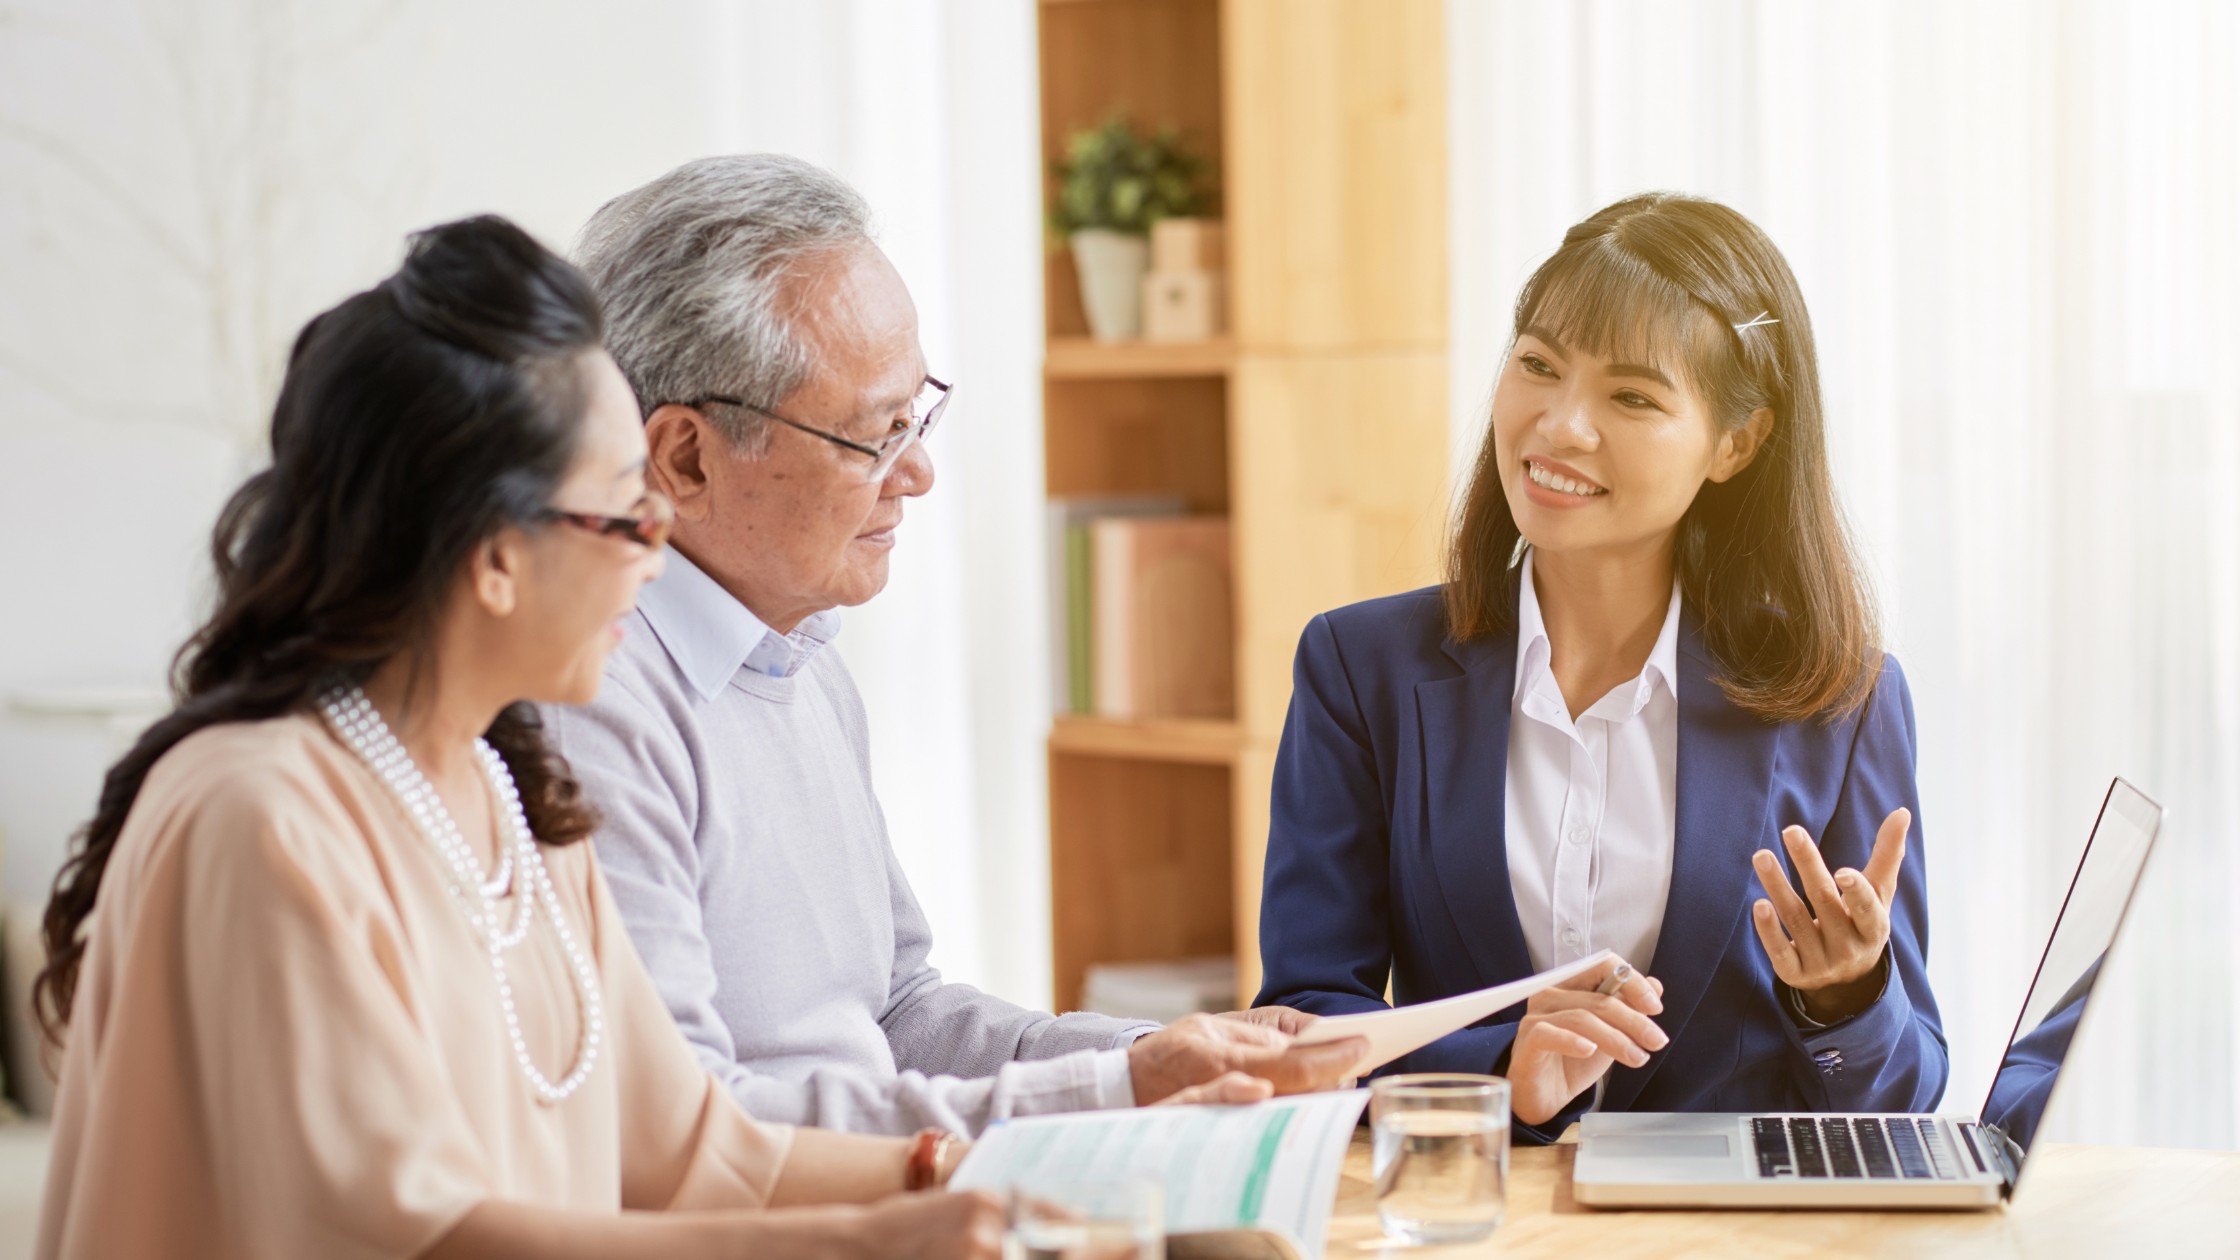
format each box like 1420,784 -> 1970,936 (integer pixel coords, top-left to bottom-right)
1370,1073 -> 1510,1245
1005,1179 -> 1164,1260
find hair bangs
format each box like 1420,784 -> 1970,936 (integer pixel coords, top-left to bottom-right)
1515,237 -> 1728,411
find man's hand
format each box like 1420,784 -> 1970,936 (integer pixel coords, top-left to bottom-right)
1146,1070 -> 1275,1107
1750,808 -> 1909,1024
1218,1005 -> 1319,1035
1128,1012 -> 1366,1106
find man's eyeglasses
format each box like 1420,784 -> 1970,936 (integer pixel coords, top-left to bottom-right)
541,490 -> 675,551
677,376 -> 951,484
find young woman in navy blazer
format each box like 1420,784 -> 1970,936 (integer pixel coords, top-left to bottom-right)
1256,193 -> 1947,1139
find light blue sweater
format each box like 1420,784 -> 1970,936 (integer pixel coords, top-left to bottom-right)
542,550 -> 1151,1135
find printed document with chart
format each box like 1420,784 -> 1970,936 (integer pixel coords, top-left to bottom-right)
948,1091 -> 1369,1260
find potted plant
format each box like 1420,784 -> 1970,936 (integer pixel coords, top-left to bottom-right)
1051,116 -> 1213,341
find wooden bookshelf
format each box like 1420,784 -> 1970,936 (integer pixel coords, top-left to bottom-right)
1040,0 -> 1449,1012
1045,336 -> 1236,379
1050,715 -> 1243,765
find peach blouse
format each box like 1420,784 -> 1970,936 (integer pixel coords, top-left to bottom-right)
38,714 -> 794,1259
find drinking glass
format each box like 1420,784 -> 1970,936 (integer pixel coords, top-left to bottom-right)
1369,1073 -> 1510,1245
1004,1178 -> 1164,1260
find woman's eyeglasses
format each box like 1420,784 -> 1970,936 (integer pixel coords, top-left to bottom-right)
541,490 -> 675,551
676,376 -> 952,484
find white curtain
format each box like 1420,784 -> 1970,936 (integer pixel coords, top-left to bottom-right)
1450,0 -> 2240,1148
0,0 -> 1049,1007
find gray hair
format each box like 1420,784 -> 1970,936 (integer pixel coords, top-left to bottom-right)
573,153 -> 875,451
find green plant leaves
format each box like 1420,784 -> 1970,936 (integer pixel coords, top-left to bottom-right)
1049,115 -> 1213,236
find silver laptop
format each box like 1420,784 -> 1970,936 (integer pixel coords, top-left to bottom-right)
1572,777 -> 2163,1208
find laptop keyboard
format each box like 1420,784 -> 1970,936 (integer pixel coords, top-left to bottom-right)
1752,1117 -> 1962,1180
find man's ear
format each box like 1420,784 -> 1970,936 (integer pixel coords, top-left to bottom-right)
470,532 -> 523,617
646,404 -> 717,520
1709,407 -> 1776,483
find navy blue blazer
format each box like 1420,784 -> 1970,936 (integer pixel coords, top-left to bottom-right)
1254,585 -> 1948,1140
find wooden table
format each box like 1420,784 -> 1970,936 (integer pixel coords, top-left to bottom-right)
1325,1129 -> 2240,1259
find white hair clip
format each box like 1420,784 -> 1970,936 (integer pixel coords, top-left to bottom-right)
1734,311 -> 1780,331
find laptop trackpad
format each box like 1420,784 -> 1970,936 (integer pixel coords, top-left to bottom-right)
1592,1135 -> 1731,1160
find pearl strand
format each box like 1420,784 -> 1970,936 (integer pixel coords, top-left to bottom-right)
320,686 -> 602,1104
477,739 -> 606,1103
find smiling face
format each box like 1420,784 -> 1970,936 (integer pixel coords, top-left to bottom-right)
653,244 -> 933,634
504,351 -> 667,705
1490,320 -> 1767,570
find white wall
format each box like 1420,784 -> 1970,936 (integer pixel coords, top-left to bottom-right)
1450,0 -> 2240,1149
0,0 -> 1050,1006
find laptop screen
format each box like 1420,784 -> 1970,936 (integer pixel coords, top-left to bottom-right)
1977,778 -> 2162,1162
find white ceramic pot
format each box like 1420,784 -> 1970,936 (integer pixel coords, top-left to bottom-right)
1071,228 -> 1150,341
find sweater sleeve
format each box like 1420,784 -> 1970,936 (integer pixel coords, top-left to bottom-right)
546,683 -> 1140,1137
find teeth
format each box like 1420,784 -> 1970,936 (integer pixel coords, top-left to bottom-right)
1527,461 -> 1604,496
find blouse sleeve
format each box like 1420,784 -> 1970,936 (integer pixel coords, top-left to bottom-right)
583,851 -> 797,1211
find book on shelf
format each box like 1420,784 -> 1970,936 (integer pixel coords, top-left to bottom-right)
1046,496 -> 1184,717
1093,515 -> 1234,722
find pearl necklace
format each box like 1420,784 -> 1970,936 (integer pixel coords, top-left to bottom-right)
321,686 -> 603,1104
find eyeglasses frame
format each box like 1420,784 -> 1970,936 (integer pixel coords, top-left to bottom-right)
540,489 -> 675,551
671,376 -> 951,482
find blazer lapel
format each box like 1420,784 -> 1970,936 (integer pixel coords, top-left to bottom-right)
1600,609 -> 1781,1113
1414,628 -> 1533,992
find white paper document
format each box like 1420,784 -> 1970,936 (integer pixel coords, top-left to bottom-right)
949,1091 -> 1369,1259
1287,950 -> 1616,1072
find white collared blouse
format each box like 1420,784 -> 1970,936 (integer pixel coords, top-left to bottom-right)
1503,551 -> 1682,976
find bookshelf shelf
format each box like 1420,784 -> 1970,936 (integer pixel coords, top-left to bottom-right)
1038,0 -> 1447,1012
1044,336 -> 1235,380
1049,715 -> 1243,765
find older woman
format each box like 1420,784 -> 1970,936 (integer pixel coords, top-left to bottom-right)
33,217 -> 1064,1259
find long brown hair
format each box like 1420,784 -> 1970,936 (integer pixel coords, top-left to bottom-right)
1445,193 -> 1879,723
36,216 -> 606,1039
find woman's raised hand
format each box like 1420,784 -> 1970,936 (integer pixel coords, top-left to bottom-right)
1750,808 -> 1910,1024
1506,958 -> 1668,1126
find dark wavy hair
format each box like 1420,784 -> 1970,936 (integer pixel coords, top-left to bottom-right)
36,215 -> 608,1039
1445,192 -> 1879,723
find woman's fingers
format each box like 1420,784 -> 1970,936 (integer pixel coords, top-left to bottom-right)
1614,967 -> 1664,1016
1516,1020 -> 1599,1062
1781,825 -> 1850,919
1544,1005 -> 1666,1068
1509,1023 -> 1605,1126
1574,957 -> 1665,1015
1862,808 -> 1911,906
1532,976 -> 1665,1019
1597,993 -> 1671,1054
1836,867 -> 1891,944
1752,899 -> 1803,984
1752,849 -> 1822,965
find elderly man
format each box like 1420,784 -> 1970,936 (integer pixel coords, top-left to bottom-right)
544,154 -> 1362,1136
